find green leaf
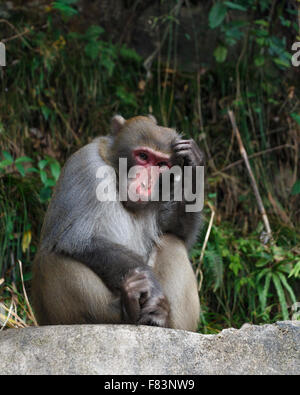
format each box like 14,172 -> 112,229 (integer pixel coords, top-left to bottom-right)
204,249 -> 224,291
52,1 -> 78,17
39,186 -> 52,202
291,180 -> 300,195
84,42 -> 100,60
68,32 -> 83,40
279,16 -> 291,27
85,25 -> 104,39
291,113 -> 300,125
0,159 -> 13,168
3,151 -> 14,161
254,55 -> 265,67
38,159 -> 48,170
223,21 -> 246,46
256,267 -> 270,283
277,272 -> 296,304
41,106 -> 52,121
119,45 -> 142,62
214,45 -> 228,63
6,217 -> 13,236
40,170 -> 48,185
224,1 -> 247,11
289,261 -> 300,278
100,53 -> 115,76
116,86 -> 137,107
229,254 -> 241,276
274,57 -> 289,68
272,273 -> 289,320
254,20 -> 269,27
26,167 -> 39,173
260,272 -> 272,312
256,37 -> 266,46
50,161 -> 61,181
209,2 -> 227,29
15,156 -> 33,164
15,162 -> 25,176
44,178 -> 56,187
23,272 -> 33,282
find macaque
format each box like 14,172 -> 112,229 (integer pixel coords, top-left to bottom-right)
32,115 -> 204,331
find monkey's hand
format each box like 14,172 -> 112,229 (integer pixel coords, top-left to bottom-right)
172,139 -> 204,167
121,268 -> 170,328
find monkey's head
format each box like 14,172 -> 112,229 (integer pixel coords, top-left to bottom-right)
109,115 -> 180,208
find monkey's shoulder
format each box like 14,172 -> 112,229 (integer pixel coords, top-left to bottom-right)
61,136 -> 112,177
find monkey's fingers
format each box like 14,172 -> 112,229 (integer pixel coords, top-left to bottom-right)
174,149 -> 193,165
173,142 -> 191,152
138,295 -> 170,328
121,271 -> 152,322
175,146 -> 204,167
121,294 -> 140,323
173,141 -> 194,162
174,149 -> 191,157
172,139 -> 191,147
173,139 -> 203,163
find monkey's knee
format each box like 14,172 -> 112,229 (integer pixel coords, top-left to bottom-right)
32,253 -> 121,325
154,235 -> 200,332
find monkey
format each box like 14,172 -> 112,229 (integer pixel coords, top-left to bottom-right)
32,115 -> 204,331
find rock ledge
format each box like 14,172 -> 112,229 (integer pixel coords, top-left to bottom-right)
0,321 -> 299,374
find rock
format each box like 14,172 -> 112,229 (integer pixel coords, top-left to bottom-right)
0,321 -> 299,375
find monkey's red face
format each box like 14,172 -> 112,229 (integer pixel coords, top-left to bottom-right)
133,147 -> 171,168
129,146 -> 171,202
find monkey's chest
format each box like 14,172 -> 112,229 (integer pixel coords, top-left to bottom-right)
98,206 -> 160,259
122,217 -> 160,258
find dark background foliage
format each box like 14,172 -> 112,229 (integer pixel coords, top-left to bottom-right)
0,0 -> 299,331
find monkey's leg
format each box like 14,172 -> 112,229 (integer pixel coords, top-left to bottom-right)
153,235 -> 200,332
32,252 -> 122,325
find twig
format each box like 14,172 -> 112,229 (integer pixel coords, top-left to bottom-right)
2,27 -> 30,43
0,19 -> 31,47
228,110 -> 272,240
196,202 -> 215,292
214,143 -> 294,174
50,99 -> 81,146
0,301 -> 13,331
0,300 -> 27,327
18,260 -> 38,326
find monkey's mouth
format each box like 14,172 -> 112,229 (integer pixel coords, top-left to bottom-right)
136,174 -> 156,200
130,166 -> 160,202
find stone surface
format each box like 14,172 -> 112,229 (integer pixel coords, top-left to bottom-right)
0,321 -> 299,375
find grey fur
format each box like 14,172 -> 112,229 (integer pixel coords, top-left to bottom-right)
40,137 -> 160,259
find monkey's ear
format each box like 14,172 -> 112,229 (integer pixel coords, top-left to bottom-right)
111,115 -> 126,135
147,114 -> 157,124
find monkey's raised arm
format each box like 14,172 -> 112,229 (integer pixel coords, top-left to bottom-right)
159,202 -> 202,250
159,139 -> 204,249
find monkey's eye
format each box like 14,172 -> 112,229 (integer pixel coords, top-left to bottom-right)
138,152 -> 148,161
157,161 -> 169,168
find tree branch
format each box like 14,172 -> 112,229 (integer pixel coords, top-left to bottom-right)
228,110 -> 272,241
